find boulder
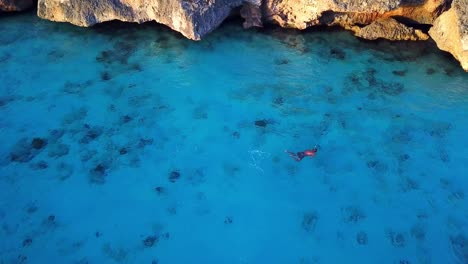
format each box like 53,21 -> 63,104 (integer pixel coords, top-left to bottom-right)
352,18 -> 429,41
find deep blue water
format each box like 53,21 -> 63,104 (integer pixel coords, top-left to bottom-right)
1,11 -> 468,264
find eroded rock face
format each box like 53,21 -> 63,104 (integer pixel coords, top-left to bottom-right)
258,0 -> 449,42
0,0 -> 34,11
429,0 -> 468,71
352,18 -> 429,41
263,0 -> 401,29
37,0 -> 244,40
263,0 -> 449,29
241,1 -> 263,28
35,0 -> 451,42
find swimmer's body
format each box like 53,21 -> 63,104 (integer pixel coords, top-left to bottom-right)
285,146 -> 318,162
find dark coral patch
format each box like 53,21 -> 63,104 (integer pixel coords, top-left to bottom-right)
30,161 -> 48,170
302,212 -> 319,232
342,206 -> 366,223
10,138 -> 47,163
392,70 -> 407,76
154,187 -> 166,195
224,216 -> 233,224
89,163 -> 109,184
0,95 -> 17,107
274,58 -> 290,65
255,118 -> 277,128
381,82 -> 404,96
255,119 -> 270,127
17,255 -> 27,263
168,171 -> 180,183
273,96 -> 284,106
130,63 -> 142,72
0,52 -> 11,64
49,129 -> 65,143
96,40 -> 137,67
232,131 -> 240,139
31,138 -> 47,149
344,68 -> 405,97
22,238 -> 32,247
426,68 -> 436,75
451,235 -> 468,263
119,148 -> 128,155
47,215 -> 56,223
26,205 -> 38,214
192,106 -> 208,119
100,71 -> 112,81
167,206 -> 177,215
366,160 -> 388,173
439,149 -> 449,163
138,138 -> 153,148
356,231 -> 368,245
444,68 -> 456,77
63,80 -> 93,95
388,231 -> 405,247
330,48 -> 346,60
400,177 -> 419,192
410,225 -> 425,241
143,236 -> 158,247
80,126 -> 103,144
47,50 -> 65,61
392,130 -> 412,144
427,123 -> 451,138
120,115 -> 133,124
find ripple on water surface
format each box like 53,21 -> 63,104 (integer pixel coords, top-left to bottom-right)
0,12 -> 468,264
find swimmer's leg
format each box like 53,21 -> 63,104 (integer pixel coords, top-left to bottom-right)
296,153 -> 305,162
285,150 -> 300,161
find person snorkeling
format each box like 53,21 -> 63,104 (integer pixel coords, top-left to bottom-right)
285,145 -> 319,162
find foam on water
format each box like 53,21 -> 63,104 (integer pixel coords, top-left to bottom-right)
1,12 -> 468,264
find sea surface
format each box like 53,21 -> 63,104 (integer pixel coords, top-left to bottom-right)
1,11 -> 467,264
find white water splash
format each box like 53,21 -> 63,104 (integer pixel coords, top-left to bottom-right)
248,149 -> 271,174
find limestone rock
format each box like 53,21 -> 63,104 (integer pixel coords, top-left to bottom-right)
263,0 -> 398,29
241,1 -> 263,28
429,0 -> 468,71
37,0 -> 244,40
352,18 -> 429,41
385,0 -> 451,24
36,0 -> 450,40
264,0 -> 450,29
0,0 -> 34,11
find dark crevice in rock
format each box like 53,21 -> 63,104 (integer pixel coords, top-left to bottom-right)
391,15 -> 432,32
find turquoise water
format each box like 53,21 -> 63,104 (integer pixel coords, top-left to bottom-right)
1,11 -> 468,264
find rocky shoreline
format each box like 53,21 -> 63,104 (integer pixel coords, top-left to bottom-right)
1,0 -> 467,71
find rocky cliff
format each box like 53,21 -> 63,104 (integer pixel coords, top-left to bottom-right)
1,0 -> 467,71
36,0 -> 246,40
429,0 -> 468,71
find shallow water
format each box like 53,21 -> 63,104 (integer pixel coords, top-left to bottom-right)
1,11 -> 468,264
